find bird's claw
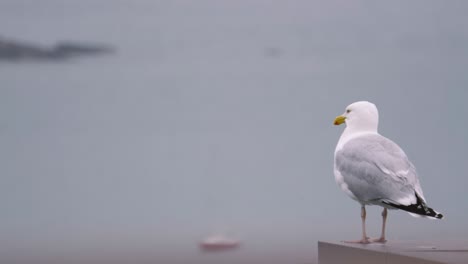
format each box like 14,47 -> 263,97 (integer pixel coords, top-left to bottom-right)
342,238 -> 371,244
370,237 -> 387,243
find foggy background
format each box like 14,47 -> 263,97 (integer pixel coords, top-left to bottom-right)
1,1 -> 467,263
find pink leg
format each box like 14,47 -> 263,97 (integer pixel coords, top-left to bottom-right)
372,208 -> 388,243
343,206 -> 370,244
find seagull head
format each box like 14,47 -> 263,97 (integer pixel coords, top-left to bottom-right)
334,101 -> 379,132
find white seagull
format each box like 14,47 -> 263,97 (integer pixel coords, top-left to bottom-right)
333,101 -> 443,244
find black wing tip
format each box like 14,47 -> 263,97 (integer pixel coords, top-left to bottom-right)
382,193 -> 444,220
424,207 -> 444,220
383,201 -> 444,219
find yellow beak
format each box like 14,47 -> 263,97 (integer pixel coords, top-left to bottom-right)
334,115 -> 346,125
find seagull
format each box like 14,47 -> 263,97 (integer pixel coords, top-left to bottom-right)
333,101 -> 443,244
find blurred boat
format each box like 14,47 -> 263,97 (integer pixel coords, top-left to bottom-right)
199,235 -> 240,251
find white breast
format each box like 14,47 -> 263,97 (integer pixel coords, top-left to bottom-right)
333,166 -> 358,201
333,129 -> 378,202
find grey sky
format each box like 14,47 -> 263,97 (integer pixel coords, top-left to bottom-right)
1,1 -> 468,263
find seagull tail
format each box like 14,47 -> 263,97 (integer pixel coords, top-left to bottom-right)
382,193 -> 444,220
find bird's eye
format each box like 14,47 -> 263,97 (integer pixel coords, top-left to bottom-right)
346,109 -> 351,113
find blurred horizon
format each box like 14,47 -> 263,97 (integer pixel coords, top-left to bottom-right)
1,1 -> 468,263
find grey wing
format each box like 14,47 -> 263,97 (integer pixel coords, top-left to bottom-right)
335,134 -> 425,206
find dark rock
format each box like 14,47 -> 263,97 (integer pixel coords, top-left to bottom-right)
53,42 -> 115,56
0,36 -> 115,61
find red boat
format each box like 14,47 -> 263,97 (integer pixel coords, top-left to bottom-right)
199,235 -> 240,251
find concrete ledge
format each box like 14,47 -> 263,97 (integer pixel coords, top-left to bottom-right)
318,240 -> 468,264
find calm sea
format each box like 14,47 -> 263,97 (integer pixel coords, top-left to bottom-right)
2,1 -> 468,263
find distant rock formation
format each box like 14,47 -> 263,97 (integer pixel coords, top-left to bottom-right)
0,37 -> 115,61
